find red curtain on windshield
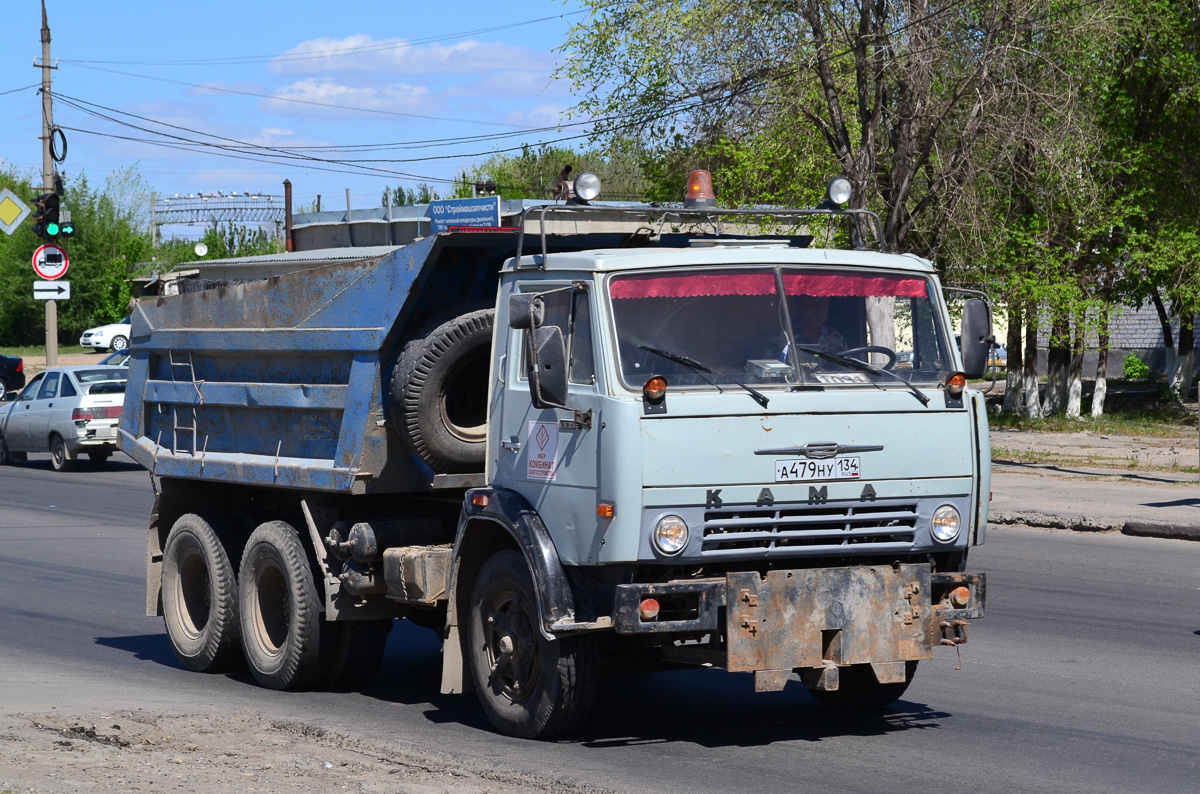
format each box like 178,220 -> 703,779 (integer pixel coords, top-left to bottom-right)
610,271 -> 928,299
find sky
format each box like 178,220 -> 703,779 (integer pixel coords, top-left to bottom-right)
0,0 -> 590,236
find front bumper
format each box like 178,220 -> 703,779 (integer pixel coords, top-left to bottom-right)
613,565 -> 984,687
79,335 -> 106,349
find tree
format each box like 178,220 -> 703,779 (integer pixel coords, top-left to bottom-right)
562,0 -> 1059,257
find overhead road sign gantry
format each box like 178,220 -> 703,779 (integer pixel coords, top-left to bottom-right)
32,243 -> 69,280
34,280 -> 70,300
0,188 -> 32,236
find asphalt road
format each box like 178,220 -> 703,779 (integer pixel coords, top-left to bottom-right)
2,454 -> 1198,793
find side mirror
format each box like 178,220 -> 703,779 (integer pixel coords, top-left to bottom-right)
527,325 -> 569,409
508,293 -> 544,330
960,298 -> 992,379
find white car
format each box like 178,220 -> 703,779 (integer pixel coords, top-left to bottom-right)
0,365 -> 127,471
80,316 -> 132,351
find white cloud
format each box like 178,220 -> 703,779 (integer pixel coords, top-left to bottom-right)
261,79 -> 434,118
268,35 -> 556,76
444,70 -> 570,101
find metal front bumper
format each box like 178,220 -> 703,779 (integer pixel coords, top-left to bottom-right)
614,565 -> 985,676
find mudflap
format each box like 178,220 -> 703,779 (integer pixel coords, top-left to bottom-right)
726,564 -> 933,691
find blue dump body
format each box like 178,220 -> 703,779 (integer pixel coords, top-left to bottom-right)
120,233 -> 515,494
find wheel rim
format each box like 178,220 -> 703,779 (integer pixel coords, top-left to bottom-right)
483,589 -> 540,702
250,558 -> 289,660
441,349 -> 489,443
174,547 -> 211,639
113,337 -> 128,350
51,437 -> 65,466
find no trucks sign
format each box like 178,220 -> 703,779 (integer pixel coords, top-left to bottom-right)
32,243 -> 69,280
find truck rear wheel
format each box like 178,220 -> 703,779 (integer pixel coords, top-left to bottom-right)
239,521 -> 329,691
162,513 -> 243,673
805,661 -> 918,711
466,550 -> 598,739
323,619 -> 393,691
392,309 -> 493,473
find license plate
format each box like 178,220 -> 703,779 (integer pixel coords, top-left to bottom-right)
775,457 -> 860,482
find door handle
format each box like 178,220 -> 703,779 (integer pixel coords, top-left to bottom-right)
500,439 -> 522,452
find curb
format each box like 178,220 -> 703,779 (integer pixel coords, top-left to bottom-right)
991,511 -> 1200,541
989,511 -> 1120,533
1122,521 -> 1200,542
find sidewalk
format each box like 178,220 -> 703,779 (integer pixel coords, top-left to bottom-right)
990,458 -> 1200,541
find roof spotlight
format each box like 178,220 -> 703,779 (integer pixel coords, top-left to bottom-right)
572,172 -> 602,203
824,177 -> 852,207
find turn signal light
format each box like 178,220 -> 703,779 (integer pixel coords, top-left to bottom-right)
639,598 -> 660,620
471,492 -> 489,508
683,169 -> 716,208
946,372 -> 967,397
949,586 -> 971,607
597,502 -> 614,518
643,376 -> 667,402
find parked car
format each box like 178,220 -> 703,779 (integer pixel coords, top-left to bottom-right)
98,349 -> 132,367
0,354 -> 25,395
80,316 -> 132,351
0,365 -> 127,470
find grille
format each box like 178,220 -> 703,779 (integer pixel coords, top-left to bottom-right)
701,501 -> 918,557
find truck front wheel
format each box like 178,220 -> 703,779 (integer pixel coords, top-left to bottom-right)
466,551 -> 597,739
162,513 -> 243,672
805,661 -> 919,711
238,521 -> 329,691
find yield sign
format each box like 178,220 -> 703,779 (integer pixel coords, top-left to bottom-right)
32,243 -> 69,280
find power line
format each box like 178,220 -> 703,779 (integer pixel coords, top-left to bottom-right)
65,63 -> 554,130
58,12 -> 585,67
0,83 -> 39,97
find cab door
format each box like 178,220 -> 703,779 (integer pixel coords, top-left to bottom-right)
3,373 -> 45,450
492,282 -> 604,565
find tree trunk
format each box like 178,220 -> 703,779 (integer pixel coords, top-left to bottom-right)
1066,313 -> 1085,419
865,296 -> 897,367
1091,313 -> 1110,418
1042,313 -> 1069,415
1002,304 -> 1025,415
1151,288 -> 1176,380
1022,304 -> 1043,418
1173,316 -> 1195,399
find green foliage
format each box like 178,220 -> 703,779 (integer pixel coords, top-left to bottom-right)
382,183 -> 441,206
0,166 -> 282,346
1123,352 -> 1151,380
461,142 -> 649,201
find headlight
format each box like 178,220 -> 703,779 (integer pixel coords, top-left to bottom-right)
931,504 -> 961,543
653,515 -> 689,555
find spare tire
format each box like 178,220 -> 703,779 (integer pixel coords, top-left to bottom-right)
392,309 -> 494,473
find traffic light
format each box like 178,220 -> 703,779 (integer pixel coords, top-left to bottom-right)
31,192 -> 60,240
59,219 -> 76,238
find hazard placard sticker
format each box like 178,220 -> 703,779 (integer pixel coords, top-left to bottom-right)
526,420 -> 558,481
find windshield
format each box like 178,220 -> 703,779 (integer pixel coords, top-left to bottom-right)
608,267 -> 953,391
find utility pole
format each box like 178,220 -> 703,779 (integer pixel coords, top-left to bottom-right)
36,0 -> 58,367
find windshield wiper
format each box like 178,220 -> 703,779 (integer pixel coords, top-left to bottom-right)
791,345 -> 930,405
638,344 -> 769,408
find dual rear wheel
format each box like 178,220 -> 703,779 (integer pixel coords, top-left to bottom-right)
160,515 -> 391,690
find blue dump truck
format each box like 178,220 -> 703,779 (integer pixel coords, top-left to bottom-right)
122,175 -> 991,739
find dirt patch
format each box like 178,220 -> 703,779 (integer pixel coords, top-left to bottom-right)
0,711 -> 616,794
21,352 -> 107,375
991,427 -> 1199,471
